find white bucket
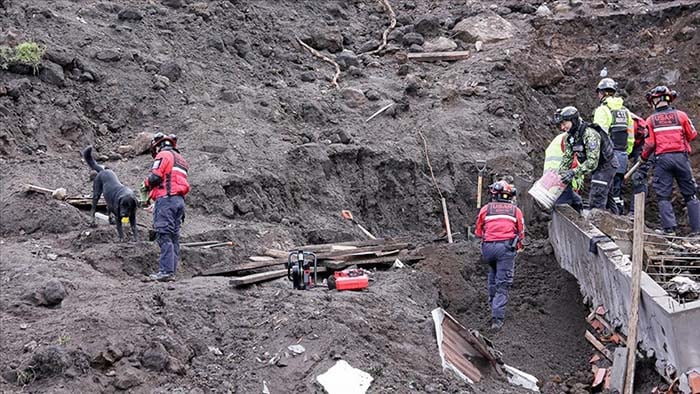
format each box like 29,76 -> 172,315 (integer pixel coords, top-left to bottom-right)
528,170 -> 567,210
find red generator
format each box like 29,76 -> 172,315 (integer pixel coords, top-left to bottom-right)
328,269 -> 369,291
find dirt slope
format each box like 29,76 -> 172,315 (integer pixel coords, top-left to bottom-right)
1,0 -> 698,392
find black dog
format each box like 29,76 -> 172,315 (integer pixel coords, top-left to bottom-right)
81,146 -> 139,242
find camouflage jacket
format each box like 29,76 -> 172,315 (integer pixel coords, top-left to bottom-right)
559,127 -> 603,176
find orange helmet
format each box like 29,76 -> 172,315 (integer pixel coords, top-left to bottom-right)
150,132 -> 178,158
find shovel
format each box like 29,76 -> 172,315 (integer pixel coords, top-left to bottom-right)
475,159 -> 487,209
341,210 -> 377,239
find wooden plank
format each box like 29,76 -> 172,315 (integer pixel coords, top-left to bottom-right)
181,240 -> 223,247
229,267 -> 327,287
249,256 -> 275,262
263,248 -> 289,258
585,330 -> 612,361
65,196 -> 107,208
406,50 -> 470,62
625,193 -> 645,394
291,238 -> 389,252
198,259 -> 286,276
316,243 -> 410,260
609,347 -> 628,394
323,254 -> 424,270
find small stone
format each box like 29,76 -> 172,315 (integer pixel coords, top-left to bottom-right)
338,130 -> 352,144
208,346 -> 223,356
141,343 -> 169,371
38,62 -> 65,87
402,32 -> 424,46
335,50 -> 359,71
300,71 -> 316,82
113,366 -> 142,390
475,41 -> 483,52
158,62 -> 181,82
161,0 -> 184,9
95,50 -> 121,62
117,9 -> 142,21
397,64 -> 410,76
357,39 -> 380,53
24,340 -> 38,352
46,253 -> 58,261
570,0 -> 583,7
20,323 -> 29,330
339,87 -> 366,108
553,4 -> 571,13
275,358 -> 288,367
219,89 -> 240,103
364,89 -> 381,101
536,4 -> 553,17
152,75 -> 170,90
408,44 -> 423,53
423,37 -> 457,52
7,78 -> 32,99
414,16 -> 440,37
42,279 -> 67,306
287,344 -> 305,355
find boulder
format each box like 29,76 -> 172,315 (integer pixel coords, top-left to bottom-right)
523,59 -> 565,89
452,11 -> 515,43
414,16 -> 440,37
42,279 -> 67,306
423,37 -> 458,52
305,30 -> 343,53
39,62 -> 65,87
113,366 -> 143,390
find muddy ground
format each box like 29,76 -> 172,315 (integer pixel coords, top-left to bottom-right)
1,0 -> 699,393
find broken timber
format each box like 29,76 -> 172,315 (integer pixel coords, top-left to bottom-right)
585,330 -> 613,361
403,50 -> 470,62
229,267 -> 328,287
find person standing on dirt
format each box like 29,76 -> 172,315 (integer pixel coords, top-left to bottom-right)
556,106 -> 619,213
543,132 -> 583,212
627,113 -> 650,217
592,78 -> 635,214
142,133 -> 190,281
474,180 -> 525,332
639,86 -> 699,236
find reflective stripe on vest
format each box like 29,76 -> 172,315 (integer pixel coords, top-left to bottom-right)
609,108 -> 630,151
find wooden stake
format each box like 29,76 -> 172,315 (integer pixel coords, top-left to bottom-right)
624,192 -> 645,394
476,174 -> 483,209
441,197 -> 453,243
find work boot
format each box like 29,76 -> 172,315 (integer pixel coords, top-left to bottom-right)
686,198 -> 700,234
490,319 -> 504,332
149,272 -> 175,282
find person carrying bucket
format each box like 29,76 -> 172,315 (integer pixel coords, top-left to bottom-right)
556,106 -> 619,213
543,131 -> 583,212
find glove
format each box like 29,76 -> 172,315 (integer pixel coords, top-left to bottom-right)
139,182 -> 151,207
560,169 -> 576,184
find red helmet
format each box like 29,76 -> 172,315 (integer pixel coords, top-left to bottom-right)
645,86 -> 677,106
150,132 -> 178,158
489,180 -> 516,201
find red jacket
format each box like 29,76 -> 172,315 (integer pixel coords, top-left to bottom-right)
145,149 -> 190,200
475,201 -> 525,249
642,107 -> 697,160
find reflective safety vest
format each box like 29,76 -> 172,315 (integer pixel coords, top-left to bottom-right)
609,108 -> 632,152
544,133 -> 581,190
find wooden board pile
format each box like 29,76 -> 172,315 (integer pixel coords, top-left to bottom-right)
196,238 -> 423,287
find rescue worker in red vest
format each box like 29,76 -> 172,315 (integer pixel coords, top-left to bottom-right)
143,133 -> 191,281
639,86 -> 699,236
475,180 -> 525,332
593,78 -> 635,214
556,106 -> 620,213
628,113 -> 650,216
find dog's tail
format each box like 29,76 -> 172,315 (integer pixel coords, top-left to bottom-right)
81,146 -> 104,173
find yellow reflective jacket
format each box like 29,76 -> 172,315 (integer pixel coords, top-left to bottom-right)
593,96 -> 634,155
544,133 -> 582,190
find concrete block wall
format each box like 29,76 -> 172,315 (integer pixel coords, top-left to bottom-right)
549,206 -> 700,380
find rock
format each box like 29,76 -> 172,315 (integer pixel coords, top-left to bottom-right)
207,37 -> 225,52
674,26 -> 696,42
117,9 -> 142,21
7,78 -> 32,99
300,71 -> 316,82
1,368 -> 17,384
141,343 -> 169,371
152,75 -> 170,90
287,344 -> 305,355
39,62 -> 65,87
364,89 -> 381,101
357,39 -> 380,53
28,279 -> 67,307
276,358 -> 288,367
161,0 -> 184,8
423,37 -> 457,52
95,50 -> 121,62
46,253 -> 58,261
475,41 -> 483,52
301,102 -> 325,123
524,59 -> 565,89
113,366 -> 142,390
305,31 -> 343,53
30,346 -> 73,379
402,32 -> 424,46
662,69 -> 681,85
495,6 -> 512,15
535,4 -> 553,17
397,64 -> 410,76
591,2 -> 605,9
340,87 -> 367,108
347,66 -> 363,78
132,132 -> 152,154
408,44 -> 423,53
553,4 -> 571,13
338,130 -> 352,144
570,0 -> 583,7
24,340 -> 38,352
158,62 -> 181,82
219,89 -> 240,103
166,356 -> 185,375
335,50 -> 359,71
404,2 -> 416,10
231,38 -> 251,58
414,16 -> 440,37
452,11 -> 515,43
